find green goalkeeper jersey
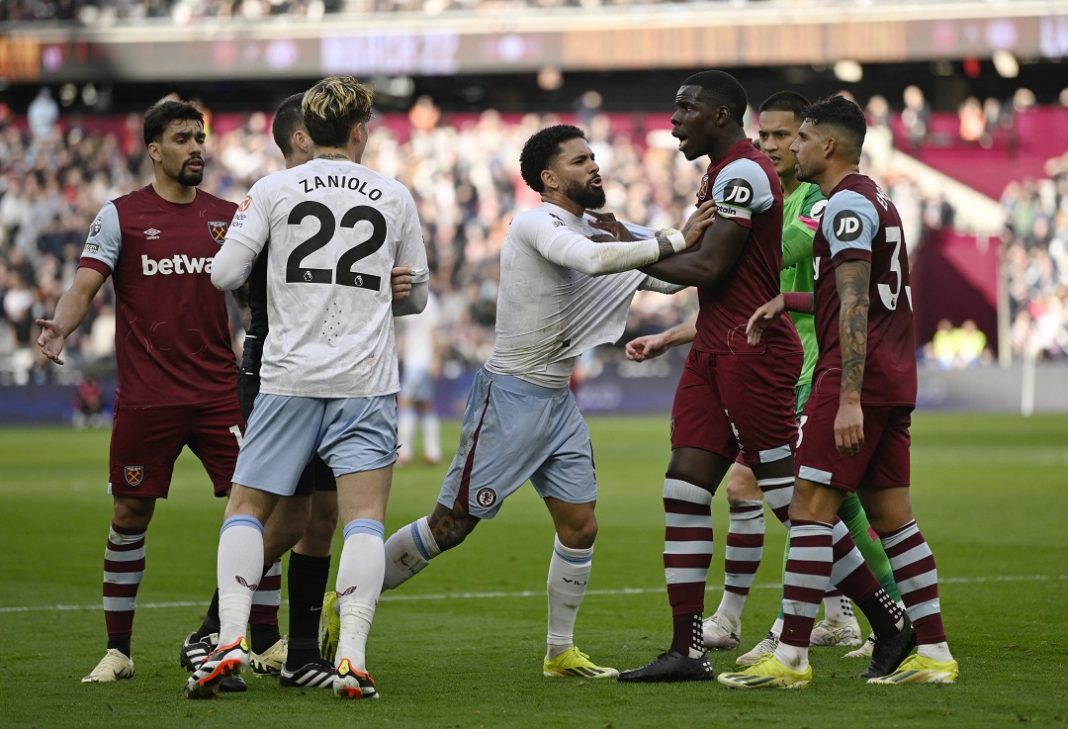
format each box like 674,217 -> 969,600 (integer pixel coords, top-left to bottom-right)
780,181 -> 825,386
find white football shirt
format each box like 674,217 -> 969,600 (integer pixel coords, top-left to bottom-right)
224,158 -> 429,397
485,203 -> 684,388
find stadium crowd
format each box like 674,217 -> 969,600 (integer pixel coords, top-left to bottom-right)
4,90 -> 1067,388
1000,152 -> 1068,361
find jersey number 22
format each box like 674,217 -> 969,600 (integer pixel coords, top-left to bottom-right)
286,201 -> 386,291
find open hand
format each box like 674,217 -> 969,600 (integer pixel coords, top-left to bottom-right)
745,294 -> 785,346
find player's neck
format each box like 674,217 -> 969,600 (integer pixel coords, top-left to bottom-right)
816,165 -> 858,197
152,176 -> 196,205
541,191 -> 583,218
706,128 -> 748,164
780,173 -> 801,196
315,147 -> 354,163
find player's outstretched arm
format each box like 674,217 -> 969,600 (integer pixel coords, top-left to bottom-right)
35,267 -> 106,366
625,315 -> 697,361
639,213 -> 748,288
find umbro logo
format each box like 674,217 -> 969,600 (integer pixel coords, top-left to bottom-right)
144,228 -> 161,240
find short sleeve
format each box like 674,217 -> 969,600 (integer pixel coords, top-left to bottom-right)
822,190 -> 879,261
710,158 -> 775,228
79,201 -> 121,276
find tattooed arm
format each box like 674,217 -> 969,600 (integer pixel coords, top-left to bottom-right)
834,259 -> 871,456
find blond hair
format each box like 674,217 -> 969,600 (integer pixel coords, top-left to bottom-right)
301,76 -> 374,148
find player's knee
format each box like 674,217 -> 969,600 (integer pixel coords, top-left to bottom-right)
112,496 -> 155,530
725,467 -> 761,502
557,519 -> 597,550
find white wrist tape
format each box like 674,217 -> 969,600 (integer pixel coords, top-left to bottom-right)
658,228 -> 686,254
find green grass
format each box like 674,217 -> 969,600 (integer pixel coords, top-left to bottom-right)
1,412 -> 1066,728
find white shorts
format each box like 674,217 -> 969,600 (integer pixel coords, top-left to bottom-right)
436,368 -> 596,518
233,393 -> 397,496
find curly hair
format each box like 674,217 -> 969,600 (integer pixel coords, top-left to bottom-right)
519,124 -> 587,193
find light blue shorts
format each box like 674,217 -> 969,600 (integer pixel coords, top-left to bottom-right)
400,366 -> 434,404
436,368 -> 596,518
233,393 -> 397,496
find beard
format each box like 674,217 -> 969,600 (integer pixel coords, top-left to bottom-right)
565,178 -> 606,210
177,162 -> 204,187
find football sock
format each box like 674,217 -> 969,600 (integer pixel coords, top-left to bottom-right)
663,477 -> 713,658
194,590 -> 221,641
217,515 -> 264,647
103,523 -> 145,658
546,535 -> 593,659
821,591 -> 854,623
830,519 -> 903,638
422,413 -> 442,463
250,559 -> 282,653
336,519 -> 385,672
716,499 -> 764,625
756,475 -> 793,527
383,516 -> 439,589
778,520 -> 833,668
838,492 -> 901,601
397,408 -> 416,462
286,551 -> 331,668
881,520 -> 951,655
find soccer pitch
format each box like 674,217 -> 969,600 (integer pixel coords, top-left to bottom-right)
2,412 -> 1065,728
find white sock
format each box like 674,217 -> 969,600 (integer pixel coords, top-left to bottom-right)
217,515 -> 264,646
383,516 -> 439,590
336,519 -> 385,671
422,413 -> 441,462
398,408 -> 416,461
821,593 -> 854,623
546,535 -> 593,659
774,640 -> 808,671
918,641 -> 954,662
771,617 -> 784,638
716,592 -> 746,628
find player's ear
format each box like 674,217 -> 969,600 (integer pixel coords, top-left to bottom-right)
351,120 -> 366,147
823,134 -> 837,160
540,168 -> 557,192
292,129 -> 311,155
147,140 -> 163,163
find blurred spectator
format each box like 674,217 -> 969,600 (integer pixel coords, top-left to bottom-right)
923,318 -> 992,369
901,85 -> 930,149
28,88 -> 59,142
72,377 -> 109,429
958,96 -> 985,145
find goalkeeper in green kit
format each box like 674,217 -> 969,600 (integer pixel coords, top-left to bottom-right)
625,91 -> 902,664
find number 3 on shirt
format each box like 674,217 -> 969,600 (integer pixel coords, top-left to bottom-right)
877,226 -> 912,312
286,201 -> 387,290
